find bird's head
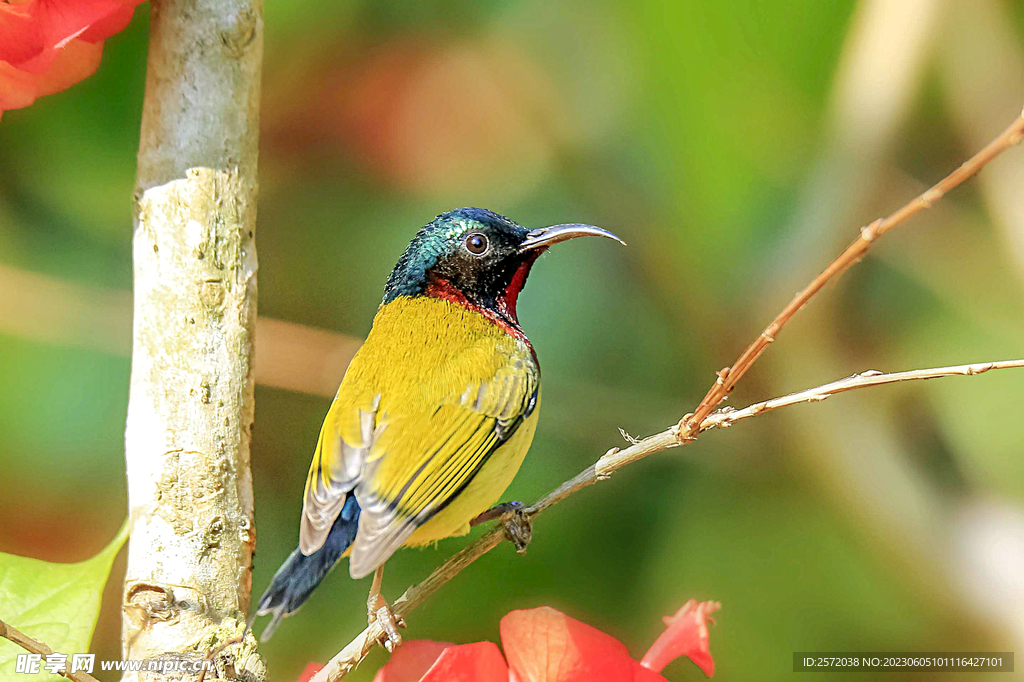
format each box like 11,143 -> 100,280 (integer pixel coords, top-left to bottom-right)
383,207 -> 623,326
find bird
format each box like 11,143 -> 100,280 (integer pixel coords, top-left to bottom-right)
248,207 -> 622,646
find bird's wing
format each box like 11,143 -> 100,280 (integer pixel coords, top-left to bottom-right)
347,348 -> 539,578
298,391 -> 381,555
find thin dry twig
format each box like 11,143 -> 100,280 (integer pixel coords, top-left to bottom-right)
699,359 -> 1024,431
0,618 -> 101,682
675,107 -> 1024,445
310,107 -> 1024,682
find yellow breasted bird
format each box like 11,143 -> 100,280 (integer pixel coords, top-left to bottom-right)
251,208 -> 622,643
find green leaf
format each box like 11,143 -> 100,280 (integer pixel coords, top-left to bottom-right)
0,520 -> 129,681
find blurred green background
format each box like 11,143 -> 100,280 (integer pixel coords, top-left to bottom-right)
3,0 -> 1024,680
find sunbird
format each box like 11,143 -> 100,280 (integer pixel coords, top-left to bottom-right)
250,208 -> 622,645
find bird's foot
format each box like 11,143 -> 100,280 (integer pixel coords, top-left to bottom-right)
472,501 -> 532,553
367,594 -> 404,653
502,503 -> 533,553
471,500 -> 523,526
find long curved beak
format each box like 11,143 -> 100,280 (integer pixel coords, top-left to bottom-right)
519,223 -> 626,252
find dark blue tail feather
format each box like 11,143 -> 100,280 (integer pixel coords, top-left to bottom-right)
247,496 -> 361,641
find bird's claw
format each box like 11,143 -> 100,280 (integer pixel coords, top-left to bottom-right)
368,598 -> 405,653
500,502 -> 532,553
471,501 -> 532,553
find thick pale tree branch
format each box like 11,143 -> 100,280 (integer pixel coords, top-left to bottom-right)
121,0 -> 265,679
0,619 -> 101,682
310,105 -> 1024,681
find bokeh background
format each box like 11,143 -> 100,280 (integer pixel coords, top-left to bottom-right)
3,0 -> 1024,680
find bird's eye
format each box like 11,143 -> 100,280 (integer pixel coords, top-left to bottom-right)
465,233 -> 488,255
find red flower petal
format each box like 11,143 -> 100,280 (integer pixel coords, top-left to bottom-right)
640,600 -> 720,677
630,660 -> 669,682
79,1 -> 142,43
0,0 -> 123,71
0,0 -> 143,117
0,3 -> 35,66
0,37 -> 102,116
501,606 -> 636,682
372,640 -> 454,682
296,662 -> 323,682
419,642 -> 509,682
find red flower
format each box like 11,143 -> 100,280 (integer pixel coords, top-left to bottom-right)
501,607 -> 640,682
296,662 -> 324,682
640,601 -> 720,677
374,640 -> 454,682
0,0 -> 144,118
372,602 -> 720,682
420,642 -> 508,682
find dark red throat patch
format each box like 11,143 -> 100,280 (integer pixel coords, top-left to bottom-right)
424,255 -> 542,345
500,258 -> 536,322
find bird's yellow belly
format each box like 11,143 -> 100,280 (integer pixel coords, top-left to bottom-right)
404,404 -> 539,546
